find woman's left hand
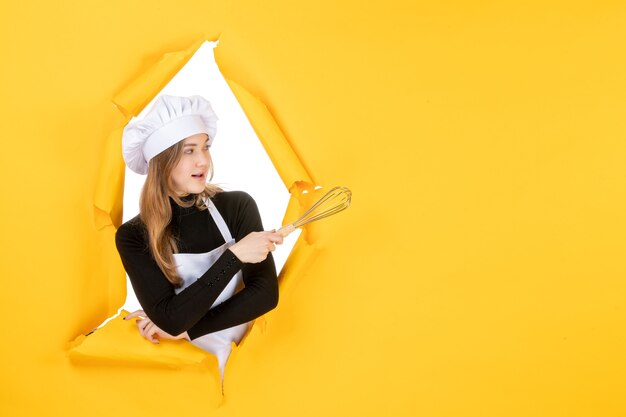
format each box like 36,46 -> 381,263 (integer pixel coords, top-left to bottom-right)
124,310 -> 190,343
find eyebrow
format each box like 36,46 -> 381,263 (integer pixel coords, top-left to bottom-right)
183,138 -> 210,147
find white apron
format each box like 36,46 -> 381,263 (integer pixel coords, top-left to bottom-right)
172,197 -> 249,379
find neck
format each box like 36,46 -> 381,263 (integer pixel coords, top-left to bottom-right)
169,193 -> 197,210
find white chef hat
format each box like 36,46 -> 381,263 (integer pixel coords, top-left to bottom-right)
121,94 -> 218,174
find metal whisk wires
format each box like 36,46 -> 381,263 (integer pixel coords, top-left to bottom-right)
277,186 -> 352,237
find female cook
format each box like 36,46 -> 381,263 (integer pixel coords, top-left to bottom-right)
115,94 -> 283,373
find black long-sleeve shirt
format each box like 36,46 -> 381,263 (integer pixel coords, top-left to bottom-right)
115,191 -> 279,341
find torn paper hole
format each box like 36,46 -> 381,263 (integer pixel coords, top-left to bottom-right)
71,40 -> 313,387
121,41 -> 301,380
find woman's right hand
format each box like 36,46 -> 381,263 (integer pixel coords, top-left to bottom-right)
229,231 -> 284,263
124,310 -> 190,343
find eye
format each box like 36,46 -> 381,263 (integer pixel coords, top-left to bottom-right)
184,149 -> 193,154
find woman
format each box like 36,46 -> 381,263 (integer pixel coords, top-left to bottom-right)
115,94 -> 283,373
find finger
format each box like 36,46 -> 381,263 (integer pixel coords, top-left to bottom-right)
124,310 -> 146,320
271,233 -> 284,244
144,323 -> 160,344
140,320 -> 153,338
263,232 -> 282,244
141,322 -> 159,343
268,243 -> 276,252
136,318 -> 150,333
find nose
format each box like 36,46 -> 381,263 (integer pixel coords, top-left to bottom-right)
196,150 -> 210,167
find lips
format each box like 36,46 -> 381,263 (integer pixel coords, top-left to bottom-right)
191,173 -> 205,180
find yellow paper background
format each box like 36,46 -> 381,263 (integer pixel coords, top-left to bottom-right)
1,1 -> 626,416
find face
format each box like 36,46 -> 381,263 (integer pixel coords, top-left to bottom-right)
169,133 -> 211,195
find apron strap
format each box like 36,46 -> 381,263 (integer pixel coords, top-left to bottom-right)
204,197 -> 234,242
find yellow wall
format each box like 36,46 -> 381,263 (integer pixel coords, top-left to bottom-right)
1,1 -> 626,416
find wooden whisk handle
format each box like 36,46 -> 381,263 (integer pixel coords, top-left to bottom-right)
276,223 -> 296,237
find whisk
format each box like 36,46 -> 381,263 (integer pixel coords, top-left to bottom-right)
276,186 -> 352,237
